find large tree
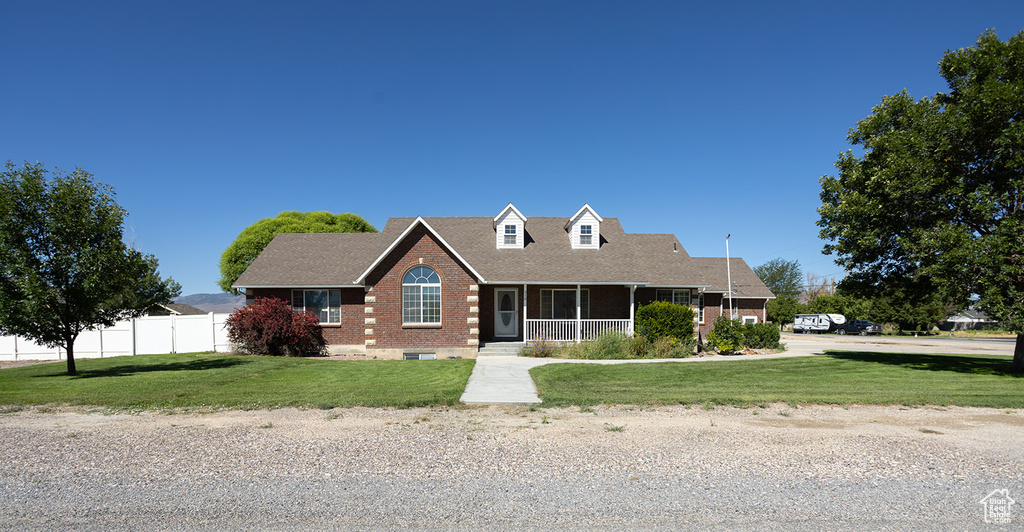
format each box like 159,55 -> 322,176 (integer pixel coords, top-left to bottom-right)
0,162 -> 180,375
753,258 -> 803,299
818,30 -> 1024,370
218,211 -> 377,294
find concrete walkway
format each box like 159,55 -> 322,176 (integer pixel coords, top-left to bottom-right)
458,334 -> 1016,405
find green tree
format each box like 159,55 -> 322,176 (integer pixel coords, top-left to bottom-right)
0,162 -> 180,375
818,30 -> 1024,369
766,295 -> 801,330
218,211 -> 377,294
753,258 -> 802,299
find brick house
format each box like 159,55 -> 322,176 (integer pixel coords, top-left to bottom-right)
233,203 -> 774,359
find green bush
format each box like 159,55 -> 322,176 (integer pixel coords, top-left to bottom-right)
707,317 -> 782,353
636,301 -> 696,343
707,315 -> 744,354
742,323 -> 781,349
554,331 -> 694,360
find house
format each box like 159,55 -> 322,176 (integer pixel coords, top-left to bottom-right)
233,203 -> 774,359
940,307 -> 1000,331
147,302 -> 208,316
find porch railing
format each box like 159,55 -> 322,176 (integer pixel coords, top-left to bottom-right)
524,319 -> 633,343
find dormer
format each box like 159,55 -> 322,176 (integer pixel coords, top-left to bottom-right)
565,203 -> 602,249
493,203 -> 527,249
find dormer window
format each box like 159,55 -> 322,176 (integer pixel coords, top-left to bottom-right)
504,224 -> 517,245
494,203 -> 526,249
579,225 -> 592,246
566,203 -> 602,249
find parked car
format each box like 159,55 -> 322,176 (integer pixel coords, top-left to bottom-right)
836,320 -> 882,335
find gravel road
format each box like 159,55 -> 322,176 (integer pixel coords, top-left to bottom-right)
2,404 -> 1022,531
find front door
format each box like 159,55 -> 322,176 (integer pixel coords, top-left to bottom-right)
494,288 -> 518,337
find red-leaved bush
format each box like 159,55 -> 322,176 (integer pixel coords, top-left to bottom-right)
225,297 -> 327,356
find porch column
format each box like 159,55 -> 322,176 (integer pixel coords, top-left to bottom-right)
523,283 -> 528,342
629,285 -> 636,336
576,284 -> 582,343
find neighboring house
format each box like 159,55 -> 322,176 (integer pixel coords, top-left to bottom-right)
233,203 -> 774,359
941,308 -> 1000,331
147,303 -> 209,316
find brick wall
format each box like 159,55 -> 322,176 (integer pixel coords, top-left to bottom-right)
248,287 -> 364,345
362,225 -> 479,350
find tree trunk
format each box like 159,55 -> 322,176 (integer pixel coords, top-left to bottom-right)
1012,333 -> 1024,373
65,338 -> 77,376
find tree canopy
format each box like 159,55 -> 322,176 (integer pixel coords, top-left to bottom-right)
753,258 -> 803,299
218,211 -> 377,294
817,30 -> 1024,369
0,162 -> 180,375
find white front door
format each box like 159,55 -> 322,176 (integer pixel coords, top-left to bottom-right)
494,288 -> 518,337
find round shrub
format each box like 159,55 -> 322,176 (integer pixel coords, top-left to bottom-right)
707,315 -> 744,354
742,322 -> 781,349
225,297 -> 327,356
636,301 -> 696,343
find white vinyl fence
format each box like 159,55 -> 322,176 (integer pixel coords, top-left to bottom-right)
0,313 -> 231,361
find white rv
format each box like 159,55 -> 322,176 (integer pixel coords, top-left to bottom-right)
793,313 -> 847,334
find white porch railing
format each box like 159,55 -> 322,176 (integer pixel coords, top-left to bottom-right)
525,319 -> 633,343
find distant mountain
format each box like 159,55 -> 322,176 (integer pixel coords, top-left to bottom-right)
174,293 -> 246,314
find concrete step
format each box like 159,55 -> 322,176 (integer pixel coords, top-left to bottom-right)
477,342 -> 526,357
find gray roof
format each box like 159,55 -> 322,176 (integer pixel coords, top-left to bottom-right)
233,215 -> 773,297
690,257 -> 776,299
151,303 -> 208,316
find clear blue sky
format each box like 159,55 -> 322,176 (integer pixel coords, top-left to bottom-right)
3,1 -> 1022,295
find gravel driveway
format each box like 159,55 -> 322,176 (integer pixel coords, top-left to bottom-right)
2,403 -> 1022,530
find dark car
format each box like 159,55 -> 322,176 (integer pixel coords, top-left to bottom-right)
836,320 -> 882,335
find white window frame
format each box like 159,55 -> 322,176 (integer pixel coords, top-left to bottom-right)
503,224 -> 517,246
698,293 -> 705,324
291,289 -> 341,324
656,289 -> 691,307
742,315 -> 758,325
579,224 -> 593,246
402,265 -> 441,325
540,289 -> 590,319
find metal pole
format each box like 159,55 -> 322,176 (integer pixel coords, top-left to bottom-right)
726,234 -> 734,320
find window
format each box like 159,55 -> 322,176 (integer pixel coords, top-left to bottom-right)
579,225 -> 593,246
403,353 -> 436,360
742,315 -> 758,325
402,265 -> 441,324
291,289 -> 341,324
656,289 -> 691,307
540,289 -> 590,319
504,224 -> 516,245
698,293 -> 705,323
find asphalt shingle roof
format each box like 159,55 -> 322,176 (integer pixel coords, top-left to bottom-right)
233,215 -> 773,298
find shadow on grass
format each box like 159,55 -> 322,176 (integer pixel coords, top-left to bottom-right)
34,358 -> 252,379
824,351 -> 1023,377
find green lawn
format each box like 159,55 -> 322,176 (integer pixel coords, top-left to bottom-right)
530,351 -> 1024,408
0,354 -> 475,409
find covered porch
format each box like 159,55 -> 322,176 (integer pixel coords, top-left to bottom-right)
484,284 -> 641,344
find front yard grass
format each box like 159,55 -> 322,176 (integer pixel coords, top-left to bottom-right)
0,354 -> 475,410
531,351 -> 1024,408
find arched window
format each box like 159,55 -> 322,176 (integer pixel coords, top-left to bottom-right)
402,265 -> 441,324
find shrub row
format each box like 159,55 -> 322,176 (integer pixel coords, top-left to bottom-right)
705,315 -> 781,354
520,331 -> 696,360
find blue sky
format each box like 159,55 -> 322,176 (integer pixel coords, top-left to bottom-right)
3,1 -> 1022,295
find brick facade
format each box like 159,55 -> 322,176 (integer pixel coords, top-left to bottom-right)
362,225 -> 479,353
247,287 -> 365,345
